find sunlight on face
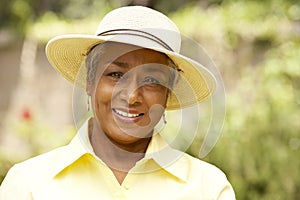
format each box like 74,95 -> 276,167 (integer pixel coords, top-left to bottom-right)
87,43 -> 172,145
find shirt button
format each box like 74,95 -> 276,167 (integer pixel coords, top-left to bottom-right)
114,191 -> 124,199
124,183 -> 130,190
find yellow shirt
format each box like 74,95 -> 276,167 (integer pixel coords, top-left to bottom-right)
0,121 -> 235,200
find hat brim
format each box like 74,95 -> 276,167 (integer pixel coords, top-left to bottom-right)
46,34 -> 216,110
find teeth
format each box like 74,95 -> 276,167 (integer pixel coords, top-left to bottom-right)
114,109 -> 140,118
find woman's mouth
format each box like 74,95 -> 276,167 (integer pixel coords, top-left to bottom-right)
112,108 -> 144,123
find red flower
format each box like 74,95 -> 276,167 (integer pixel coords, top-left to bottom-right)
21,107 -> 32,121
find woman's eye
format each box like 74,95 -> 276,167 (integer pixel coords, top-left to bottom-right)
108,72 -> 123,79
143,77 -> 160,85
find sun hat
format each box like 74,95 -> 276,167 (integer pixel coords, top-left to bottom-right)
46,6 -> 217,110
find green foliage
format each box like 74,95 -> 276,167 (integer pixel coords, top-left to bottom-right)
169,1 -> 300,199
211,42 -> 300,199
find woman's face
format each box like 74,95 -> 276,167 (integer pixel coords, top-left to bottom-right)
87,43 -> 171,146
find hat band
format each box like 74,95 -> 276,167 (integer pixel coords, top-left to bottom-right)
97,29 -> 174,52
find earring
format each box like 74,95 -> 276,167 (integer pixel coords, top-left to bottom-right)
87,96 -> 90,111
163,113 -> 167,124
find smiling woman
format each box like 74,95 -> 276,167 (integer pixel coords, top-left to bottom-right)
86,43 -> 173,182
0,6 -> 235,200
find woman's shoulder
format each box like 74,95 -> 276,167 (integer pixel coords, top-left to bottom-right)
182,152 -> 220,168
4,143 -> 76,186
7,145 -> 69,177
171,152 -> 235,198
0,145 -> 70,197
177,152 -> 230,185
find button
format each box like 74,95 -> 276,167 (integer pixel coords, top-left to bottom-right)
124,183 -> 130,190
114,190 -> 124,199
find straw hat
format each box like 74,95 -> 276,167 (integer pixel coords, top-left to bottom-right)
46,6 -> 216,110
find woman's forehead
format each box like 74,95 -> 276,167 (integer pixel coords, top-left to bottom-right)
109,61 -> 171,76
111,50 -> 169,67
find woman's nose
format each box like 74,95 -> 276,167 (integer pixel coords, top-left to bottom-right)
119,77 -> 143,105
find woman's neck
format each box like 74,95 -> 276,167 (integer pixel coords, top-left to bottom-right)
89,120 -> 152,172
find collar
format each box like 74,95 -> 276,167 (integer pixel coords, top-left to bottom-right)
143,133 -> 188,182
52,119 -> 188,182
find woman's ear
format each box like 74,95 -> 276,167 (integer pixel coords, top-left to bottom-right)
86,82 -> 93,96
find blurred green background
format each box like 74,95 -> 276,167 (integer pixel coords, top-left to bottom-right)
0,0 -> 299,199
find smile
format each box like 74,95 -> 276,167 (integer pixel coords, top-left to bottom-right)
113,109 -> 144,118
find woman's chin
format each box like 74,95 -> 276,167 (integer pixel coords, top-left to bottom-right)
112,127 -> 153,142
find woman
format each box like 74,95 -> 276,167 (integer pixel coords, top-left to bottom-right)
0,6 -> 235,199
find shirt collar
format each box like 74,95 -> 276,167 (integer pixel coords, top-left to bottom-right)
143,133 -> 188,182
52,119 -> 188,182
51,121 -> 91,178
